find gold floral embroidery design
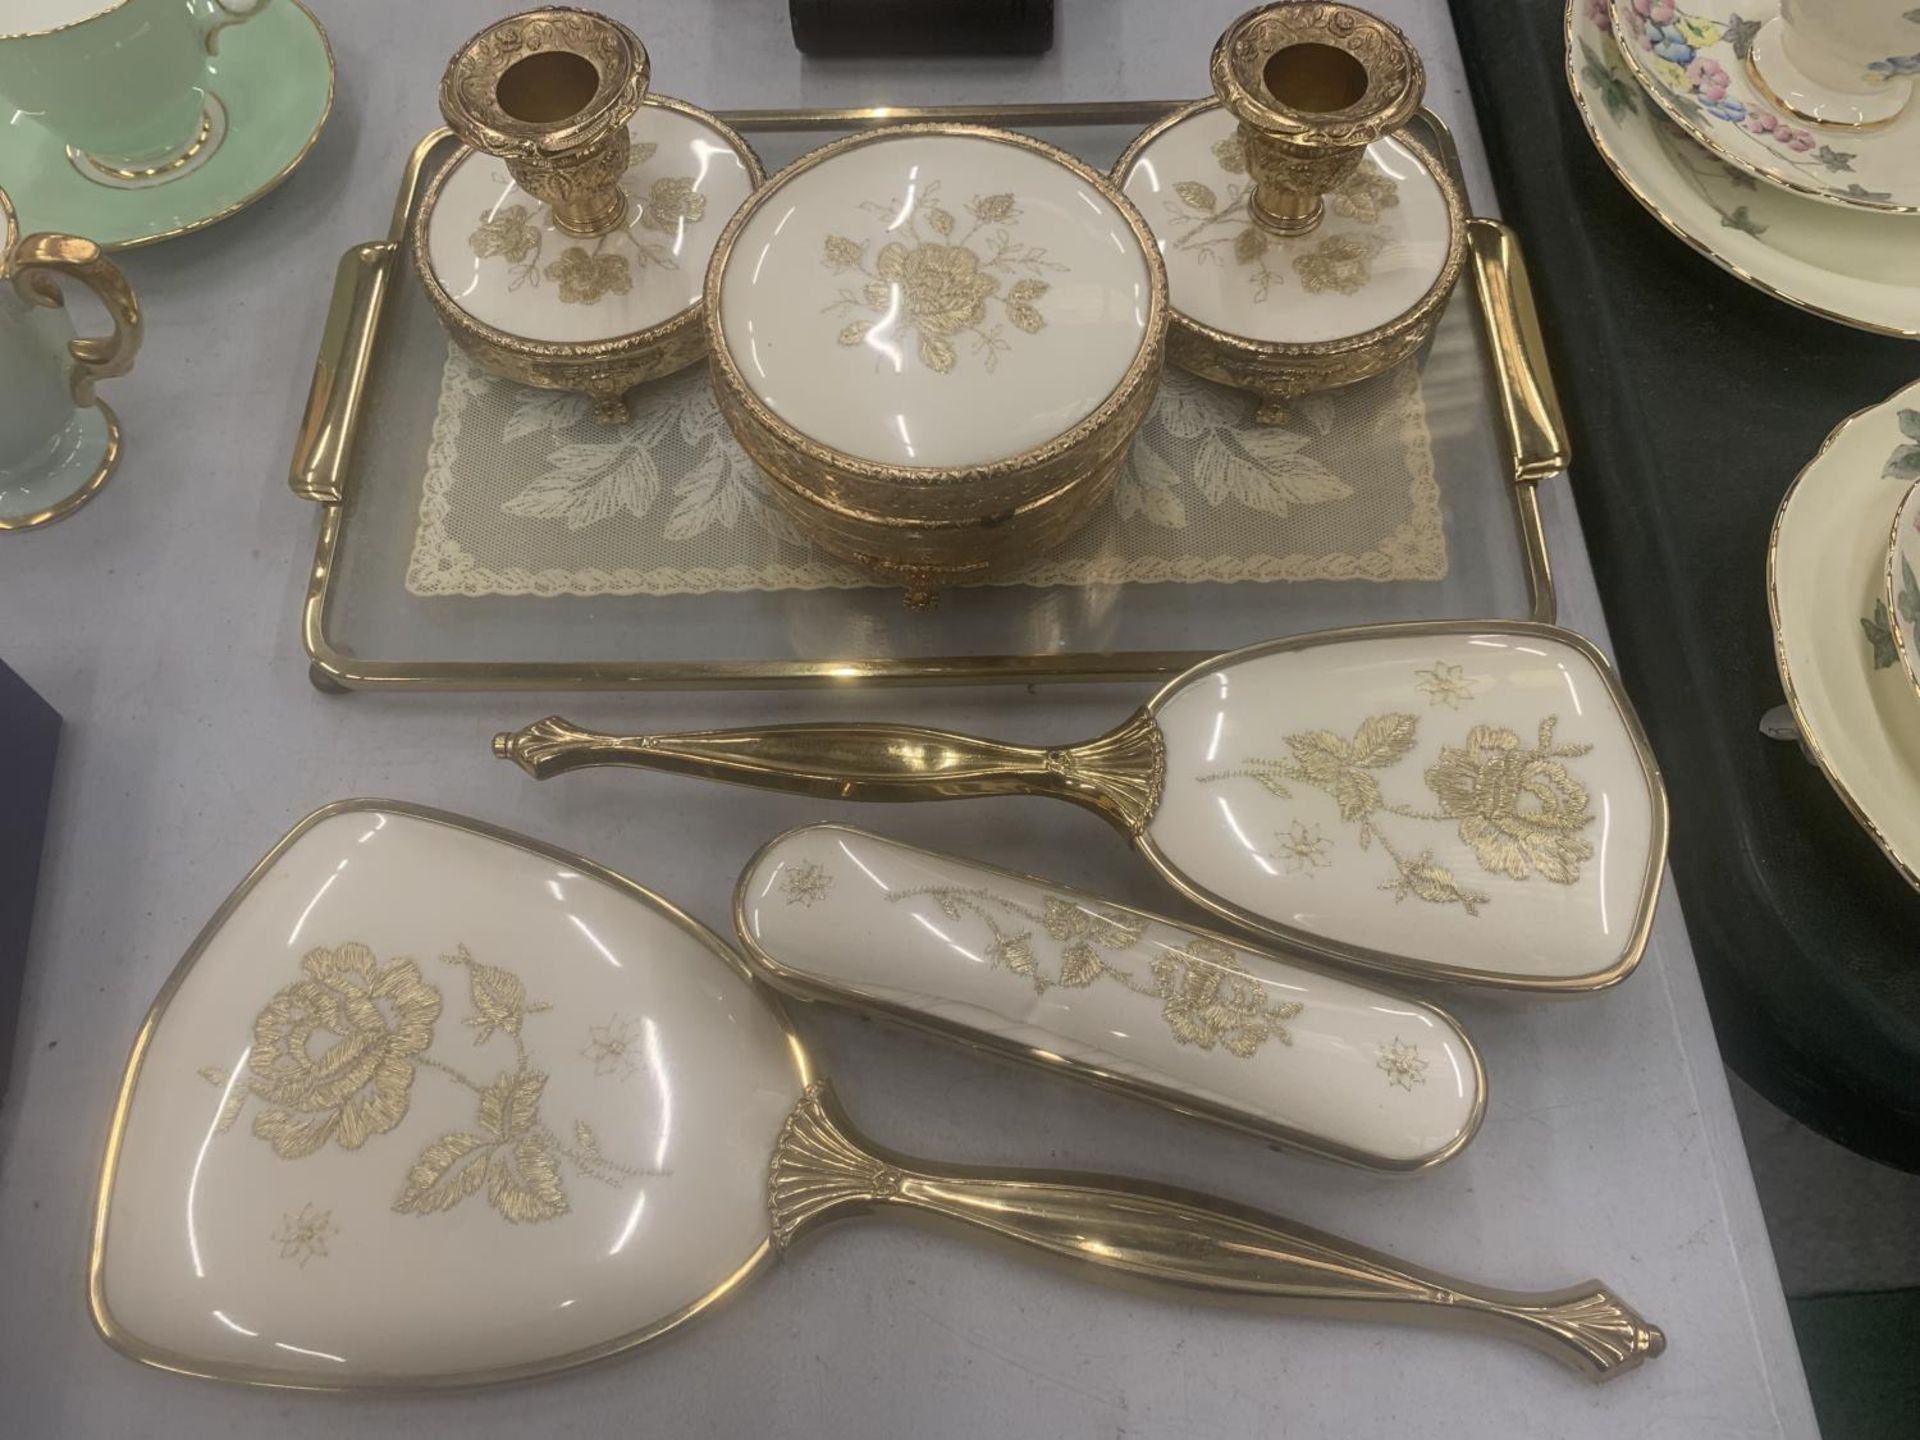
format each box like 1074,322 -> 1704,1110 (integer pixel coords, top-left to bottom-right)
583,1014 -> 641,1081
1276,820 -> 1333,875
1427,719 -> 1596,885
888,885 -> 1302,1058
1293,233 -> 1385,296
822,182 -> 1064,375
1162,136 -> 1401,301
1414,660 -> 1486,710
1200,678 -> 1597,916
780,860 -> 833,907
273,1204 -> 337,1267
1376,1038 -> 1429,1091
201,942 -> 645,1225
465,146 -> 708,307
546,246 -> 632,305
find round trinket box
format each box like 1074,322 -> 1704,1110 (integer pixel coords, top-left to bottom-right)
705,123 -> 1169,598
412,8 -> 763,423
1115,1 -> 1465,422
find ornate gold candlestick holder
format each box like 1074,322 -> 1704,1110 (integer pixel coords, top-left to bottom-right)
1115,1 -> 1466,422
411,7 -> 762,423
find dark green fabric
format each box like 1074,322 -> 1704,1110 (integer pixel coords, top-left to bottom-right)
1790,1290 -> 1920,1440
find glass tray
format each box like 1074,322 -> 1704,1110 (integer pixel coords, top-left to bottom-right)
291,102 -> 1565,691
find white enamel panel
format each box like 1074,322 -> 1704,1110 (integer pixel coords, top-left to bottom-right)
425,102 -> 755,345
98,808 -> 803,1386
715,131 -> 1154,469
1122,105 -> 1450,343
1147,629 -> 1658,982
739,826 -> 1479,1166
1773,378 -> 1920,889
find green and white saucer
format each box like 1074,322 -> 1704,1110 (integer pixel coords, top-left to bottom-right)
0,403 -> 118,531
0,0 -> 333,250
1770,378 -> 1920,893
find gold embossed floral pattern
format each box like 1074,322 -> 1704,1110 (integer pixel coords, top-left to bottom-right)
638,175 -> 706,233
822,182 -> 1063,374
884,883 -> 1302,1057
470,204 -> 541,266
1376,1038 -> 1428,1091
1162,135 -> 1400,302
780,860 -> 833,907
1415,660 -> 1485,710
1201,668 -> 1597,916
583,1014 -> 642,1080
1425,719 -> 1596,885
200,942 -> 645,1227
463,144 -> 712,307
1293,233 -> 1384,296
243,942 -> 441,1159
273,1204 -> 337,1267
545,246 -> 632,304
1276,820 -> 1333,874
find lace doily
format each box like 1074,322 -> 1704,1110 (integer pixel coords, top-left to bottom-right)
405,345 -> 1444,598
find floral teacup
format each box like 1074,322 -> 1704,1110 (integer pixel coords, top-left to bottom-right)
1750,0 -> 1920,126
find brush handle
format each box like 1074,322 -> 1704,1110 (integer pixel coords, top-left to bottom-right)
771,1084 -> 1664,1383
496,710 -> 1167,833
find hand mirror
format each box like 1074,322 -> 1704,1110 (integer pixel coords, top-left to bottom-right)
93,801 -> 1662,1389
499,620 -> 1668,992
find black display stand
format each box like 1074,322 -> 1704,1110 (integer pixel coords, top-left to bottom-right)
1449,0 -> 1920,1169
0,660 -> 59,1102
790,0 -> 1053,55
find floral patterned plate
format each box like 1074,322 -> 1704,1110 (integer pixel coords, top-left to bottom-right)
1770,377 -> 1920,892
1567,0 -> 1920,336
1608,0 -> 1918,213
1885,459 -> 1920,697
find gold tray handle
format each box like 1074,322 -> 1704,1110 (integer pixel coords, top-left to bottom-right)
9,233 -> 143,409
773,1083 -> 1664,1383
291,242 -> 394,505
292,131 -> 452,507
496,711 -> 1167,834
1467,217 -> 1568,485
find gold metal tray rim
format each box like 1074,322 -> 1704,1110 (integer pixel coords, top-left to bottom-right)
291,101 -> 1565,692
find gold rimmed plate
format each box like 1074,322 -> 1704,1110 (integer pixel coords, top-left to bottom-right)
1566,0 -> 1920,337
1770,378 -> 1920,891
1607,0 -> 1919,214
0,0 -> 333,250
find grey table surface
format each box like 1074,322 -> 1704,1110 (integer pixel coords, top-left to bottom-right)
0,1 -> 1819,1435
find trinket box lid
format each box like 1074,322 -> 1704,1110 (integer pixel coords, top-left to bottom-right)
709,125 -> 1165,473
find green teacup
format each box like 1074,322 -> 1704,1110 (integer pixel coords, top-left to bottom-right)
0,0 -> 269,180
0,185 -> 143,530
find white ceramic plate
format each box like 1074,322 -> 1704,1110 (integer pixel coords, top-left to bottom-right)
1608,0 -> 1919,214
1566,0 -> 1920,338
1770,377 -> 1920,891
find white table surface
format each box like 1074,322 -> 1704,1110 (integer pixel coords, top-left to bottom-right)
0,1 -> 1819,1434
